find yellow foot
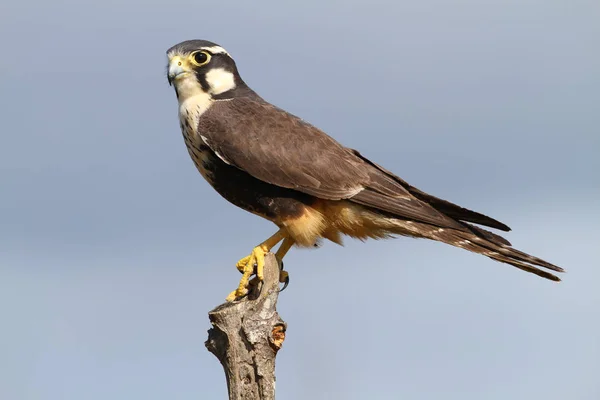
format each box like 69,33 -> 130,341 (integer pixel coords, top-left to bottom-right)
225,245 -> 269,302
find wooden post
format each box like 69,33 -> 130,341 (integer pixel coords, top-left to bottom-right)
205,253 -> 286,399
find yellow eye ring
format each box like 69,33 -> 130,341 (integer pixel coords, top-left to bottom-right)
190,51 -> 211,66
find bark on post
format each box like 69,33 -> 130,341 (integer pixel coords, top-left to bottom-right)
205,253 -> 286,400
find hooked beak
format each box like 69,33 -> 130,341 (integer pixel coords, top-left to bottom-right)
167,56 -> 187,86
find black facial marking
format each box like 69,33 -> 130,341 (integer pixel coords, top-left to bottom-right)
195,70 -> 211,92
197,53 -> 255,99
167,39 -> 256,99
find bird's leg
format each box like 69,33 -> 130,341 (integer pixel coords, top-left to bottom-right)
275,237 -> 295,291
226,229 -> 286,301
246,236 -> 296,294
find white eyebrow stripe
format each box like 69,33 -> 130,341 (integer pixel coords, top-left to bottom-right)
200,46 -> 230,56
167,45 -> 231,60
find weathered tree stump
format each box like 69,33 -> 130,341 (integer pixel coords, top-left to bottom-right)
205,253 -> 286,400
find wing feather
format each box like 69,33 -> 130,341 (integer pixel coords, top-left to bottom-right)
199,97 -> 497,231
348,149 -> 512,231
200,98 -> 367,199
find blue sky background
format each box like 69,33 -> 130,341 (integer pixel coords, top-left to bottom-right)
1,0 -> 599,399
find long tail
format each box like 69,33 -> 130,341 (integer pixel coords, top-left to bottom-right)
390,219 -> 564,281
346,148 -> 564,279
458,223 -> 563,280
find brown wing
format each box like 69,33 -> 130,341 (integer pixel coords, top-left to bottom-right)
199,97 -> 466,230
199,97 -> 367,199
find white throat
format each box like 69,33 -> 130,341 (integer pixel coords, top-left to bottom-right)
173,74 -> 213,132
172,67 -> 236,135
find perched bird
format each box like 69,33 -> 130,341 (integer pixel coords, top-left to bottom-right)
165,39 -> 564,301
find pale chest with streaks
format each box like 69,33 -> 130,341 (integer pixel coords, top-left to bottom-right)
178,98 -> 217,185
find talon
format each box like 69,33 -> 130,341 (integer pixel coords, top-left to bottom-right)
279,270 -> 289,293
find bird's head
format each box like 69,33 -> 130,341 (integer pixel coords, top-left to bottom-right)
166,40 -> 248,102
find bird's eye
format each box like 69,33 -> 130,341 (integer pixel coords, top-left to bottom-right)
190,51 -> 211,66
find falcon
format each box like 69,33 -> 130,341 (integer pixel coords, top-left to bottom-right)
165,39 -> 564,301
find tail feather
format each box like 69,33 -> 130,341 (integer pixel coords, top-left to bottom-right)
459,228 -> 563,273
457,238 -> 562,281
463,222 -> 512,246
406,221 -> 565,281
